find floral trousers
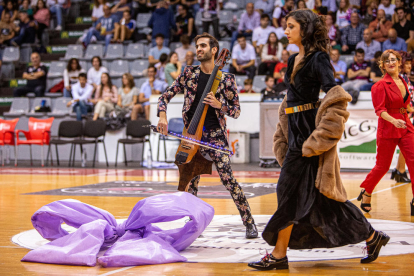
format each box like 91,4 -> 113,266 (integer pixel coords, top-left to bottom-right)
187,128 -> 255,226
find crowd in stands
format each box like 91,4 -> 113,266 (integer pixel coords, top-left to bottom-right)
3,0 -> 414,124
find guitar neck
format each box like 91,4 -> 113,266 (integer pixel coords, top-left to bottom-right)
188,65 -> 220,135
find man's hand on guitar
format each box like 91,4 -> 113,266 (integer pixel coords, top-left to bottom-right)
203,92 -> 222,109
157,113 -> 169,135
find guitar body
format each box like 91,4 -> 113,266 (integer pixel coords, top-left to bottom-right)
175,105 -> 209,165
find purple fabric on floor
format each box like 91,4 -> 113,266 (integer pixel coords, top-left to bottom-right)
21,192 -> 214,267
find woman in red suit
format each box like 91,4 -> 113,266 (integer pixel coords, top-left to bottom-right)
359,49 -> 414,216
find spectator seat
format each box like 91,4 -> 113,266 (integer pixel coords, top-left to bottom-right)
26,97 -> 52,118
83,44 -> 104,60
136,13 -> 152,29
47,61 -> 66,78
104,44 -> 124,60
4,98 -> 30,117
2,47 -> 20,62
135,77 -> 148,91
110,60 -> 129,77
62,44 -> 83,60
125,43 -> 146,59
130,59 -> 149,77
252,75 -> 267,92
218,10 -> 234,26
47,97 -> 73,117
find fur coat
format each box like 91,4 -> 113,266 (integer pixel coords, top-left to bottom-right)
272,85 -> 352,202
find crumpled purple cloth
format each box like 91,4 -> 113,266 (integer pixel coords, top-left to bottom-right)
21,192 -> 214,267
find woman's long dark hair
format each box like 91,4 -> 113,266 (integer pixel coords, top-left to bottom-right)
66,58 -> 82,72
285,9 -> 330,84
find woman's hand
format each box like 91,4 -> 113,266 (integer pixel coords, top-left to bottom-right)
392,119 -> 407,129
157,113 -> 168,135
203,92 -> 222,109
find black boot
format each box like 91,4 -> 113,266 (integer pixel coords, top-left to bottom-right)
394,170 -> 411,183
248,253 -> 289,271
361,231 -> 390,263
246,223 -> 258,239
390,168 -> 397,180
411,198 -> 414,216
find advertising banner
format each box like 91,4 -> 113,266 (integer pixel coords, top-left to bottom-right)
338,109 -> 399,169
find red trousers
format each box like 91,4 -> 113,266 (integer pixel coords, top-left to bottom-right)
360,129 -> 414,196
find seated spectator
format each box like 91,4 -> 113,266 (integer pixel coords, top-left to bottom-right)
229,34 -> 256,79
10,11 -> 36,47
181,0 -> 199,17
383,28 -> 407,51
111,0 -> 132,22
341,12 -> 365,54
393,7 -> 414,48
296,0 -> 306,9
87,56 -> 108,93
275,67 -> 287,94
255,0 -> 275,18
378,0 -> 395,20
117,73 -> 138,111
174,4 -> 196,42
252,14 -> 277,54
66,73 -> 94,121
112,10 -> 136,43
273,49 -> 289,81
84,4 -> 116,53
313,0 -> 329,15
148,34 -> 171,64
336,0 -> 352,30
199,0 -> 223,39
230,2 -> 260,50
165,52 -> 182,86
132,66 -> 167,120
272,0 -> 294,28
63,58 -> 86,98
0,12 -> 17,45
182,51 -> 200,69
20,0 -> 34,18
240,78 -> 255,93
362,0 -> 378,26
356,29 -> 382,62
155,53 -> 168,81
341,48 -> 371,103
326,12 -> 341,52
392,0 -> 411,23
258,32 -> 282,76
369,9 -> 392,43
1,0 -> 18,22
360,51 -> 383,91
33,0 -> 50,44
261,75 -> 279,101
275,17 -> 286,40
92,73 -> 118,120
148,0 -> 176,47
175,35 -> 196,64
330,48 -> 347,85
13,52 -> 47,97
92,0 -> 105,24
46,0 -> 67,31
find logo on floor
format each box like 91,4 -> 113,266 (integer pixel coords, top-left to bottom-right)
25,181 -> 277,198
12,216 -> 414,263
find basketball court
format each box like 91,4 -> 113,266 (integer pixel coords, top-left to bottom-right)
1,164 -> 413,275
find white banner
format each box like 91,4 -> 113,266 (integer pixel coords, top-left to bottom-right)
338,110 -> 399,169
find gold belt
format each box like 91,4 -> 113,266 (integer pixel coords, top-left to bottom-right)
284,101 -> 321,115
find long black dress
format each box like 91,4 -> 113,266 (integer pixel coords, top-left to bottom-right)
262,51 -> 374,249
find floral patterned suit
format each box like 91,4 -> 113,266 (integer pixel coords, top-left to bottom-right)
158,65 -> 255,226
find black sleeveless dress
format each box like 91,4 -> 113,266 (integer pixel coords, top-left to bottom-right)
262,51 -> 374,249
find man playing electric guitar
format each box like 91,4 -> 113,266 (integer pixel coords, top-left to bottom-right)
157,32 -> 258,239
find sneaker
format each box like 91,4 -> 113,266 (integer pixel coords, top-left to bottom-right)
361,231 -> 390,263
55,25 -> 62,31
248,252 -> 289,271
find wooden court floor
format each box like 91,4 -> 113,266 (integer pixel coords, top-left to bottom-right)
0,166 -> 413,275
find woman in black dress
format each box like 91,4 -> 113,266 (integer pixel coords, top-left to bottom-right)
248,9 -> 390,271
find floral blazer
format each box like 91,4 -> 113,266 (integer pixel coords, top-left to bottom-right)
157,65 -> 240,139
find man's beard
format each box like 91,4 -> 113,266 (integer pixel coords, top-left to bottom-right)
197,51 -> 213,62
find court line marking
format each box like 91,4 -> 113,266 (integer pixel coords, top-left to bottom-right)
100,266 -> 135,276
349,182 -> 411,201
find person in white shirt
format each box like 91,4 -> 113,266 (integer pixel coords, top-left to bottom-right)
66,73 -> 94,121
175,35 -> 196,64
63,58 -> 86,98
252,14 -> 277,54
87,56 -> 108,93
229,34 -> 257,79
272,0 -> 294,28
378,0 -> 395,19
91,0 -> 105,24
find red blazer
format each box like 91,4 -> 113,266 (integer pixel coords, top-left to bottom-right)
372,73 -> 414,138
